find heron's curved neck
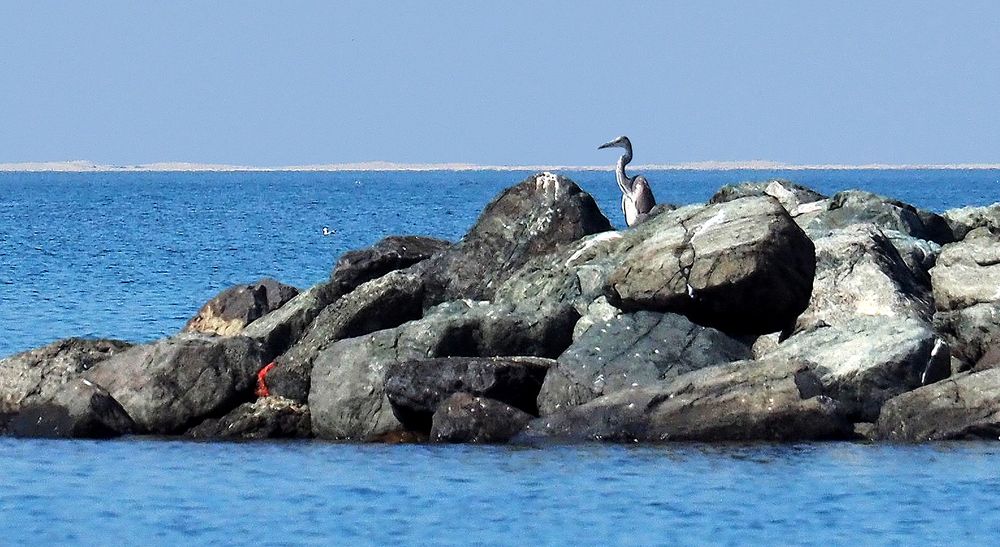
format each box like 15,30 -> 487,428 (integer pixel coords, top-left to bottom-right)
616,144 -> 633,190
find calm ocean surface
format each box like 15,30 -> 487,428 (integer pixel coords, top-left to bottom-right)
2,169 -> 1000,545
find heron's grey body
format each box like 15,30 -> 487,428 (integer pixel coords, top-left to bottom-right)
599,135 -> 656,226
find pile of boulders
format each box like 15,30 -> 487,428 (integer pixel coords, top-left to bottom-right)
4,173 -> 1000,443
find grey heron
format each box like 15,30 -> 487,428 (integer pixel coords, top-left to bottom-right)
598,135 -> 656,227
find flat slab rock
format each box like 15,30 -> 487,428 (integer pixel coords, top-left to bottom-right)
384,356 -> 552,431
875,369 -> 1000,441
931,228 -> 1000,313
606,196 -> 816,335
519,357 -> 851,443
0,338 -> 131,415
430,393 -> 533,443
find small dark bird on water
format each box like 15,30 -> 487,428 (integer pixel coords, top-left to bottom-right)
598,135 -> 656,226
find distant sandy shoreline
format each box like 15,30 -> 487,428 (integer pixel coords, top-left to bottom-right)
2,160 -> 999,172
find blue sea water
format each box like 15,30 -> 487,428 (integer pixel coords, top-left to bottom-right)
2,169 -> 1000,545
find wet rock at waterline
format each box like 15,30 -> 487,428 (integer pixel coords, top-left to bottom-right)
430,392 -> 534,443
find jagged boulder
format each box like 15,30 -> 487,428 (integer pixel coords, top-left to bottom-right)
385,356 -> 551,431
241,280 -> 340,361
0,338 -> 131,415
537,310 -> 751,415
420,172 -> 612,304
85,334 -> 266,434
6,378 -> 135,438
606,196 -> 815,334
766,317 -> 949,421
943,203 -> 1000,241
800,190 -> 954,245
187,396 -> 311,440
430,393 -> 533,443
184,278 -> 299,336
267,270 -> 427,402
931,228 -> 1000,312
931,228 -> 1000,367
308,300 -> 577,440
519,357 -> 851,443
875,369 -> 1000,441
795,225 -> 933,330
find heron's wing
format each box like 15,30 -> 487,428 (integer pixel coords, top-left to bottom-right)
633,176 -> 656,214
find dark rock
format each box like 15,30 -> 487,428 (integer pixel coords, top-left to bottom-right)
974,345 -> 1000,372
606,196 -> 815,334
874,369 -> 1000,441
308,300 -> 577,440
184,278 -> 299,336
943,203 -> 1000,241
766,317 -> 947,421
421,172 -> 612,304
187,396 -> 311,440
519,357 -> 852,443
795,225 -> 933,331
85,334 -> 266,434
537,310 -> 751,415
331,235 -> 450,290
801,190 -> 954,245
384,356 -> 551,431
6,378 -> 135,438
0,338 -> 131,414
268,270 -> 427,402
430,393 -> 533,443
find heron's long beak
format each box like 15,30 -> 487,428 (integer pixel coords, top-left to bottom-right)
598,140 -> 616,150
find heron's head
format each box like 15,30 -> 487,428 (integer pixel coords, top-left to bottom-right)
598,135 -> 631,151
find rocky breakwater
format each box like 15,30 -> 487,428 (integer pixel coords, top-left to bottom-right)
3,173 -> 999,444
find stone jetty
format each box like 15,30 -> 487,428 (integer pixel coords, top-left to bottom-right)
4,173 -> 1000,443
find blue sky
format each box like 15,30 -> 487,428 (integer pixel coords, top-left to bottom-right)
1,1 -> 998,165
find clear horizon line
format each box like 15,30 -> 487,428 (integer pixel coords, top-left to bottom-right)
2,159 -> 1000,172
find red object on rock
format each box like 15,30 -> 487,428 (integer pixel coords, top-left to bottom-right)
256,362 -> 276,398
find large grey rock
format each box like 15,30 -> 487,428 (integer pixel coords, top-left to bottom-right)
384,356 -> 551,431
308,300 -> 577,440
519,357 -> 851,443
0,338 -> 131,415
795,225 -> 933,330
537,310 -> 751,415
766,317 -> 949,421
331,235 -> 450,290
709,179 -> 827,215
85,334 -> 266,434
606,196 -> 815,334
801,190 -> 954,244
931,228 -> 1000,312
875,369 -> 1000,441
6,378 -> 135,439
267,270 -> 427,402
934,303 -> 1000,367
184,278 -> 299,337
420,172 -> 612,304
943,203 -> 1000,241
187,396 -> 311,440
430,393 -> 533,443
